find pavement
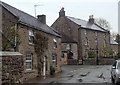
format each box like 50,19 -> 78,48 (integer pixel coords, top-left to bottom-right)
26,65 -> 113,85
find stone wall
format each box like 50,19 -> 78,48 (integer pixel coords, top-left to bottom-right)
2,55 -> 23,84
83,58 -> 115,65
98,58 -> 115,65
67,59 -> 78,65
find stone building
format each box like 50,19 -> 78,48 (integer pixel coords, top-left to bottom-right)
110,39 -> 118,56
51,8 -> 110,65
1,1 -> 61,83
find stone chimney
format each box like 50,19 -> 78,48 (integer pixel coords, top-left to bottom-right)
37,15 -> 46,24
59,7 -> 65,17
88,15 -> 94,24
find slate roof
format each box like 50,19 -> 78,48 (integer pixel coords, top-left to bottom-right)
67,16 -> 108,32
1,1 -> 60,37
110,39 -> 118,45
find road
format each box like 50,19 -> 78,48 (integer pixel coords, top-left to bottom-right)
56,65 -> 111,83
30,65 -> 113,85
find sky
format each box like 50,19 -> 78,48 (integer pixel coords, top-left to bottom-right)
1,0 -> 119,33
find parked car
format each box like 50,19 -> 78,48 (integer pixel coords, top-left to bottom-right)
111,60 -> 120,85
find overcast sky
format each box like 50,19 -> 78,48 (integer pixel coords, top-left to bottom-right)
2,0 -> 119,33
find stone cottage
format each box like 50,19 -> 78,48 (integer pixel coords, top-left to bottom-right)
110,39 -> 118,56
51,8 -> 110,65
1,1 -> 61,83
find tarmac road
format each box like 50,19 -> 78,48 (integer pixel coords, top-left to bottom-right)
28,65 -> 113,85
53,65 -> 112,84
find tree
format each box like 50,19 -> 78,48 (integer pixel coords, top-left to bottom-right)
115,34 -> 120,58
87,50 -> 96,58
95,18 -> 112,30
34,32 -> 48,76
102,46 -> 109,57
116,34 -> 120,43
111,32 -> 117,41
2,25 -> 21,51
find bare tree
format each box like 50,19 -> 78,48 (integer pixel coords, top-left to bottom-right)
111,32 -> 117,41
116,34 -> 120,58
95,18 -> 112,30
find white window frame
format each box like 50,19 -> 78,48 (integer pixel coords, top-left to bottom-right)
29,30 -> 34,44
53,39 -> 57,48
66,44 -> 70,50
26,54 -> 32,70
52,54 -> 57,65
52,55 -> 56,62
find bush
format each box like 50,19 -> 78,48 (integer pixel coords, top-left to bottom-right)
50,66 -> 55,75
88,50 -> 96,58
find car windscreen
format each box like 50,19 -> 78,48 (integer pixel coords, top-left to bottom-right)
117,62 -> 120,69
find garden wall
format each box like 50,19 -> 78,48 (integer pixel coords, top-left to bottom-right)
83,58 -> 115,65
1,52 -> 23,84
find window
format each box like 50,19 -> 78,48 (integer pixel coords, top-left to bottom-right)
66,44 -> 71,50
52,55 -> 56,62
29,30 -> 34,44
26,54 -> 32,70
85,37 -> 89,46
53,39 -> 57,48
117,62 -> 120,69
112,61 -> 117,67
52,54 -> 57,66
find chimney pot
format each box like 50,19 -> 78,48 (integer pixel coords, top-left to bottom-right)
59,7 -> 65,17
37,15 -> 46,24
88,15 -> 94,24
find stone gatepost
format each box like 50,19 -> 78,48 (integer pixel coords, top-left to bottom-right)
0,51 -> 23,84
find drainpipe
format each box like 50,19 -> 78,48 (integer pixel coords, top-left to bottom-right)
43,56 -> 46,76
14,22 -> 19,52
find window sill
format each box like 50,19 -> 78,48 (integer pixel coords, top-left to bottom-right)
24,69 -> 35,73
29,43 -> 34,46
54,47 -> 57,50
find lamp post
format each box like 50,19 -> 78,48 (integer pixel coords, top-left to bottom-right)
96,48 -> 99,65
96,37 -> 99,65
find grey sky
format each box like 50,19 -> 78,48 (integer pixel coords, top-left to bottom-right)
2,0 -> 119,33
